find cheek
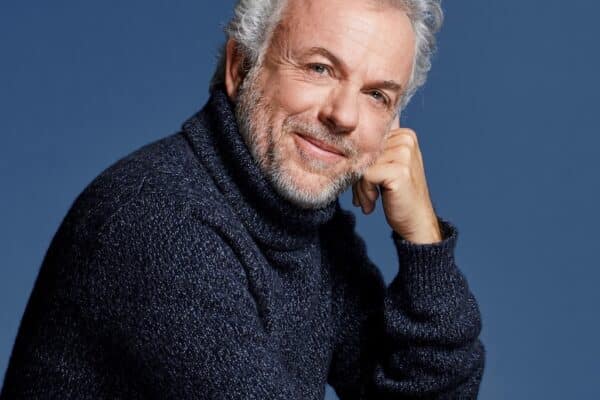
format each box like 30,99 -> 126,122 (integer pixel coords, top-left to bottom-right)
264,72 -> 329,114
355,121 -> 389,156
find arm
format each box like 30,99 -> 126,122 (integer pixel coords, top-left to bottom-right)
1,197 -> 304,399
324,207 -> 485,399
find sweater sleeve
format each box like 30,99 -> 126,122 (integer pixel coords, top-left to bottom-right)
323,208 -> 485,399
0,197 -> 305,399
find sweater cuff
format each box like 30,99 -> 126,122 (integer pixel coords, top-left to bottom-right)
391,216 -> 459,293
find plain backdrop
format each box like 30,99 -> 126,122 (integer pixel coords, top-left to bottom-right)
1,1 -> 599,398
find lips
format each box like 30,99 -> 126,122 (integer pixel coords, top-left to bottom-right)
295,132 -> 345,157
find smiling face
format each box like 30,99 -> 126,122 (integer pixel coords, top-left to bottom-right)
226,0 -> 416,209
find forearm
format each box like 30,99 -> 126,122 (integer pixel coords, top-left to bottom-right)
394,213 -> 442,245
325,209 -> 486,399
370,216 -> 485,398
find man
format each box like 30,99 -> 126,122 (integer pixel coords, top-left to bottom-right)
1,0 -> 485,398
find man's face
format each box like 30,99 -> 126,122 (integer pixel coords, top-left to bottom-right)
233,0 -> 416,209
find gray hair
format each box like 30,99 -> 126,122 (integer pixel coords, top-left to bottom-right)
209,0 -> 444,111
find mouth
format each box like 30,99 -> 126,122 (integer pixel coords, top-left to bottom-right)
293,132 -> 346,159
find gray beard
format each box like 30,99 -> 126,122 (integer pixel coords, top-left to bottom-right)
233,67 -> 364,210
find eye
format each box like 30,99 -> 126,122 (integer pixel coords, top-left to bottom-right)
307,63 -> 331,76
370,90 -> 389,105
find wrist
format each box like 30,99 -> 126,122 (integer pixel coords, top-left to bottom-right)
393,212 -> 442,244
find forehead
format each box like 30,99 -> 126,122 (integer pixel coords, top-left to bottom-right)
275,0 -> 415,81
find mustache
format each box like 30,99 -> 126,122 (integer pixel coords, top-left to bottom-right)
284,118 -> 357,158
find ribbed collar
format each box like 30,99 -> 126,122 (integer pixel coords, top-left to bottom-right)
182,85 -> 338,251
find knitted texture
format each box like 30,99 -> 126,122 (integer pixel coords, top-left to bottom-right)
1,85 -> 485,399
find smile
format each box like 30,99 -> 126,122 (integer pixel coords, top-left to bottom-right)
293,132 -> 346,163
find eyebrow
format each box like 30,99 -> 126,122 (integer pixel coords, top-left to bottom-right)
300,46 -> 404,95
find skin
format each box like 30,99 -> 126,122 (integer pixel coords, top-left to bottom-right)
225,0 -> 442,244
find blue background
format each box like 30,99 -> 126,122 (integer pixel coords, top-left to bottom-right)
1,1 -> 598,398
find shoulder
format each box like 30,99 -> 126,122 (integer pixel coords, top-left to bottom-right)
72,132 -> 216,219
87,194 -> 241,278
44,131 -> 237,273
30,132 -> 251,335
40,186 -> 250,343
46,176 -> 245,301
61,132 -> 227,237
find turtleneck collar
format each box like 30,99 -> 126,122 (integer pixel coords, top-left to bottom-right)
182,84 -> 338,251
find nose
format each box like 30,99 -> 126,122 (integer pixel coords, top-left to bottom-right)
317,84 -> 359,135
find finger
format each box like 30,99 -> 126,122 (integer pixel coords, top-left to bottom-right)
356,179 -> 378,214
384,129 -> 418,149
360,177 -> 380,205
354,180 -> 371,214
391,113 -> 400,130
363,163 -> 409,192
376,144 -> 413,165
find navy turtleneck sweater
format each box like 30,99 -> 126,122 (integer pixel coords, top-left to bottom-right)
1,86 -> 485,399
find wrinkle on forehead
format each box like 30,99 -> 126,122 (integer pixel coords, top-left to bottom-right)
272,0 -> 415,80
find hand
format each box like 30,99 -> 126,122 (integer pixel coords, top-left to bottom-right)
351,116 -> 442,244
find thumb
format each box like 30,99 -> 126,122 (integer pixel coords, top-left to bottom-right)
391,113 -> 400,130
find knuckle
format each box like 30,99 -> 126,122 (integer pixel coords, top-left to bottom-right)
397,145 -> 411,160
405,127 -> 418,137
396,164 -> 411,179
402,128 -> 418,145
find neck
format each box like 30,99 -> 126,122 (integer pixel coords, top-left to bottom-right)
181,85 -> 339,250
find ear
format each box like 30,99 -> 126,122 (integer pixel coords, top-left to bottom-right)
224,38 -> 246,100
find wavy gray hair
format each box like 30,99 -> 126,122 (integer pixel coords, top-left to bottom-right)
209,0 -> 444,111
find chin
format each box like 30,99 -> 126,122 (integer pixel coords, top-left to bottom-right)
268,163 -> 341,209
283,159 -> 372,207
